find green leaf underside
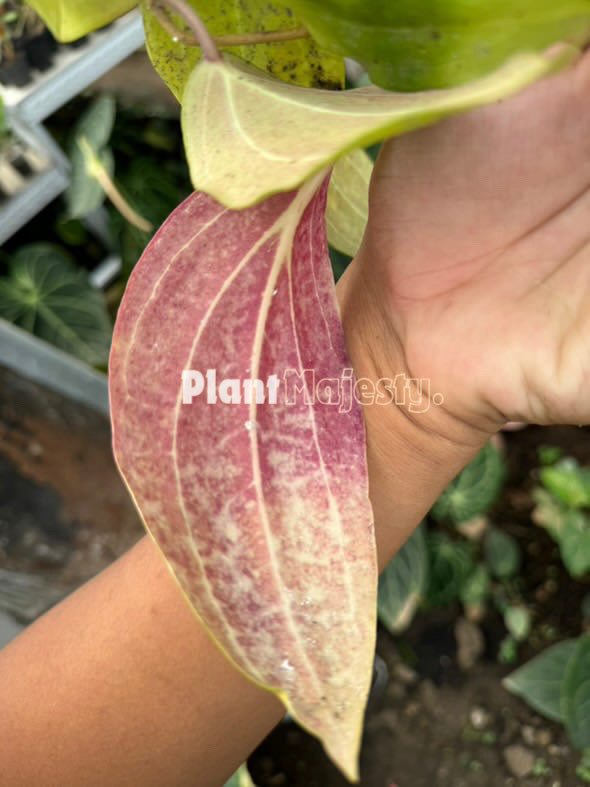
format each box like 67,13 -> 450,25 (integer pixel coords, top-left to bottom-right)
181,44 -> 578,209
26,0 -> 136,41
0,244 -> 111,366
378,525 -> 428,634
326,149 -> 372,258
141,0 -> 344,102
504,640 -> 577,723
562,635 -> 590,749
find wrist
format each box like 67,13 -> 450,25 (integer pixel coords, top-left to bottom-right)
335,257 -> 492,568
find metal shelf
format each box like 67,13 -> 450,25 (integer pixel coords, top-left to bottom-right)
0,319 -> 109,414
2,9 -> 145,125
0,121 -> 69,245
0,9 -> 145,245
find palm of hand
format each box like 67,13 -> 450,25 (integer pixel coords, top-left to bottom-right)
359,51 -> 590,430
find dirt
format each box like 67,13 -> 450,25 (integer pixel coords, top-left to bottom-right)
249,426 -> 590,787
1,368 -> 588,785
0,365 -> 142,604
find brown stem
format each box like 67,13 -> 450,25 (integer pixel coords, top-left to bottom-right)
154,0 -> 220,61
150,2 -> 309,49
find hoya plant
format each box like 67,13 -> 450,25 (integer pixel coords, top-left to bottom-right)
532,457 -> 590,577
505,634 -> 590,758
21,0 -> 590,780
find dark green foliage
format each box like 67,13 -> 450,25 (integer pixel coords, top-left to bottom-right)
484,528 -> 521,580
431,441 -> 506,524
378,525 -> 428,633
0,243 -> 111,365
533,459 -> 590,578
425,532 -> 474,607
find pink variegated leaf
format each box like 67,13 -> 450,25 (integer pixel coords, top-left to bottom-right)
109,176 -> 376,781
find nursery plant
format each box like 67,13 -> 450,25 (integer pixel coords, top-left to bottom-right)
18,0 -> 590,781
505,634 -> 590,755
532,457 -> 590,577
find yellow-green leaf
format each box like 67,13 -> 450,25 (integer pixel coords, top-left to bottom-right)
26,0 -> 137,41
140,0 -> 344,102
182,44 -> 578,209
326,149 -> 372,258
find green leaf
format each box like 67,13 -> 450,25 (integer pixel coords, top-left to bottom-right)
25,0 -> 136,41
541,459 -> 590,509
503,640 -> 577,723
0,244 -> 112,366
532,487 -> 570,539
141,0 -> 344,102
326,149 -> 372,257
459,563 -> 490,608
73,94 -> 117,151
484,528 -> 521,580
559,511 -> 590,578
224,764 -> 254,787
287,0 -> 590,91
378,525 -> 428,634
537,444 -> 563,467
181,41 -> 578,209
425,533 -> 474,608
68,145 -> 114,218
66,95 -> 117,219
431,442 -> 506,525
504,606 -> 531,642
562,635 -> 590,750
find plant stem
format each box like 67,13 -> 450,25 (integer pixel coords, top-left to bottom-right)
154,0 -> 220,61
79,138 -> 153,234
151,2 -> 309,49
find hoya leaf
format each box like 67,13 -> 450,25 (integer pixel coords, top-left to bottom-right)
66,95 -> 117,218
71,94 -> 117,151
26,0 -> 136,41
459,564 -> 490,608
67,145 -> 114,218
559,511 -> 590,578
109,178 -> 376,782
287,0 -> 590,91
484,528 -> 521,580
532,487 -> 570,539
431,441 -> 505,525
562,634 -> 590,749
378,524 -> 428,635
504,606 -> 531,642
425,533 -> 473,608
0,244 -> 112,366
503,640 -> 577,723
326,149 -> 372,258
541,459 -> 590,509
181,45 -> 577,209
141,0 -> 344,102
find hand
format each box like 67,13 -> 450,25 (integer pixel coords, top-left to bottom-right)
341,48 -> 590,445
